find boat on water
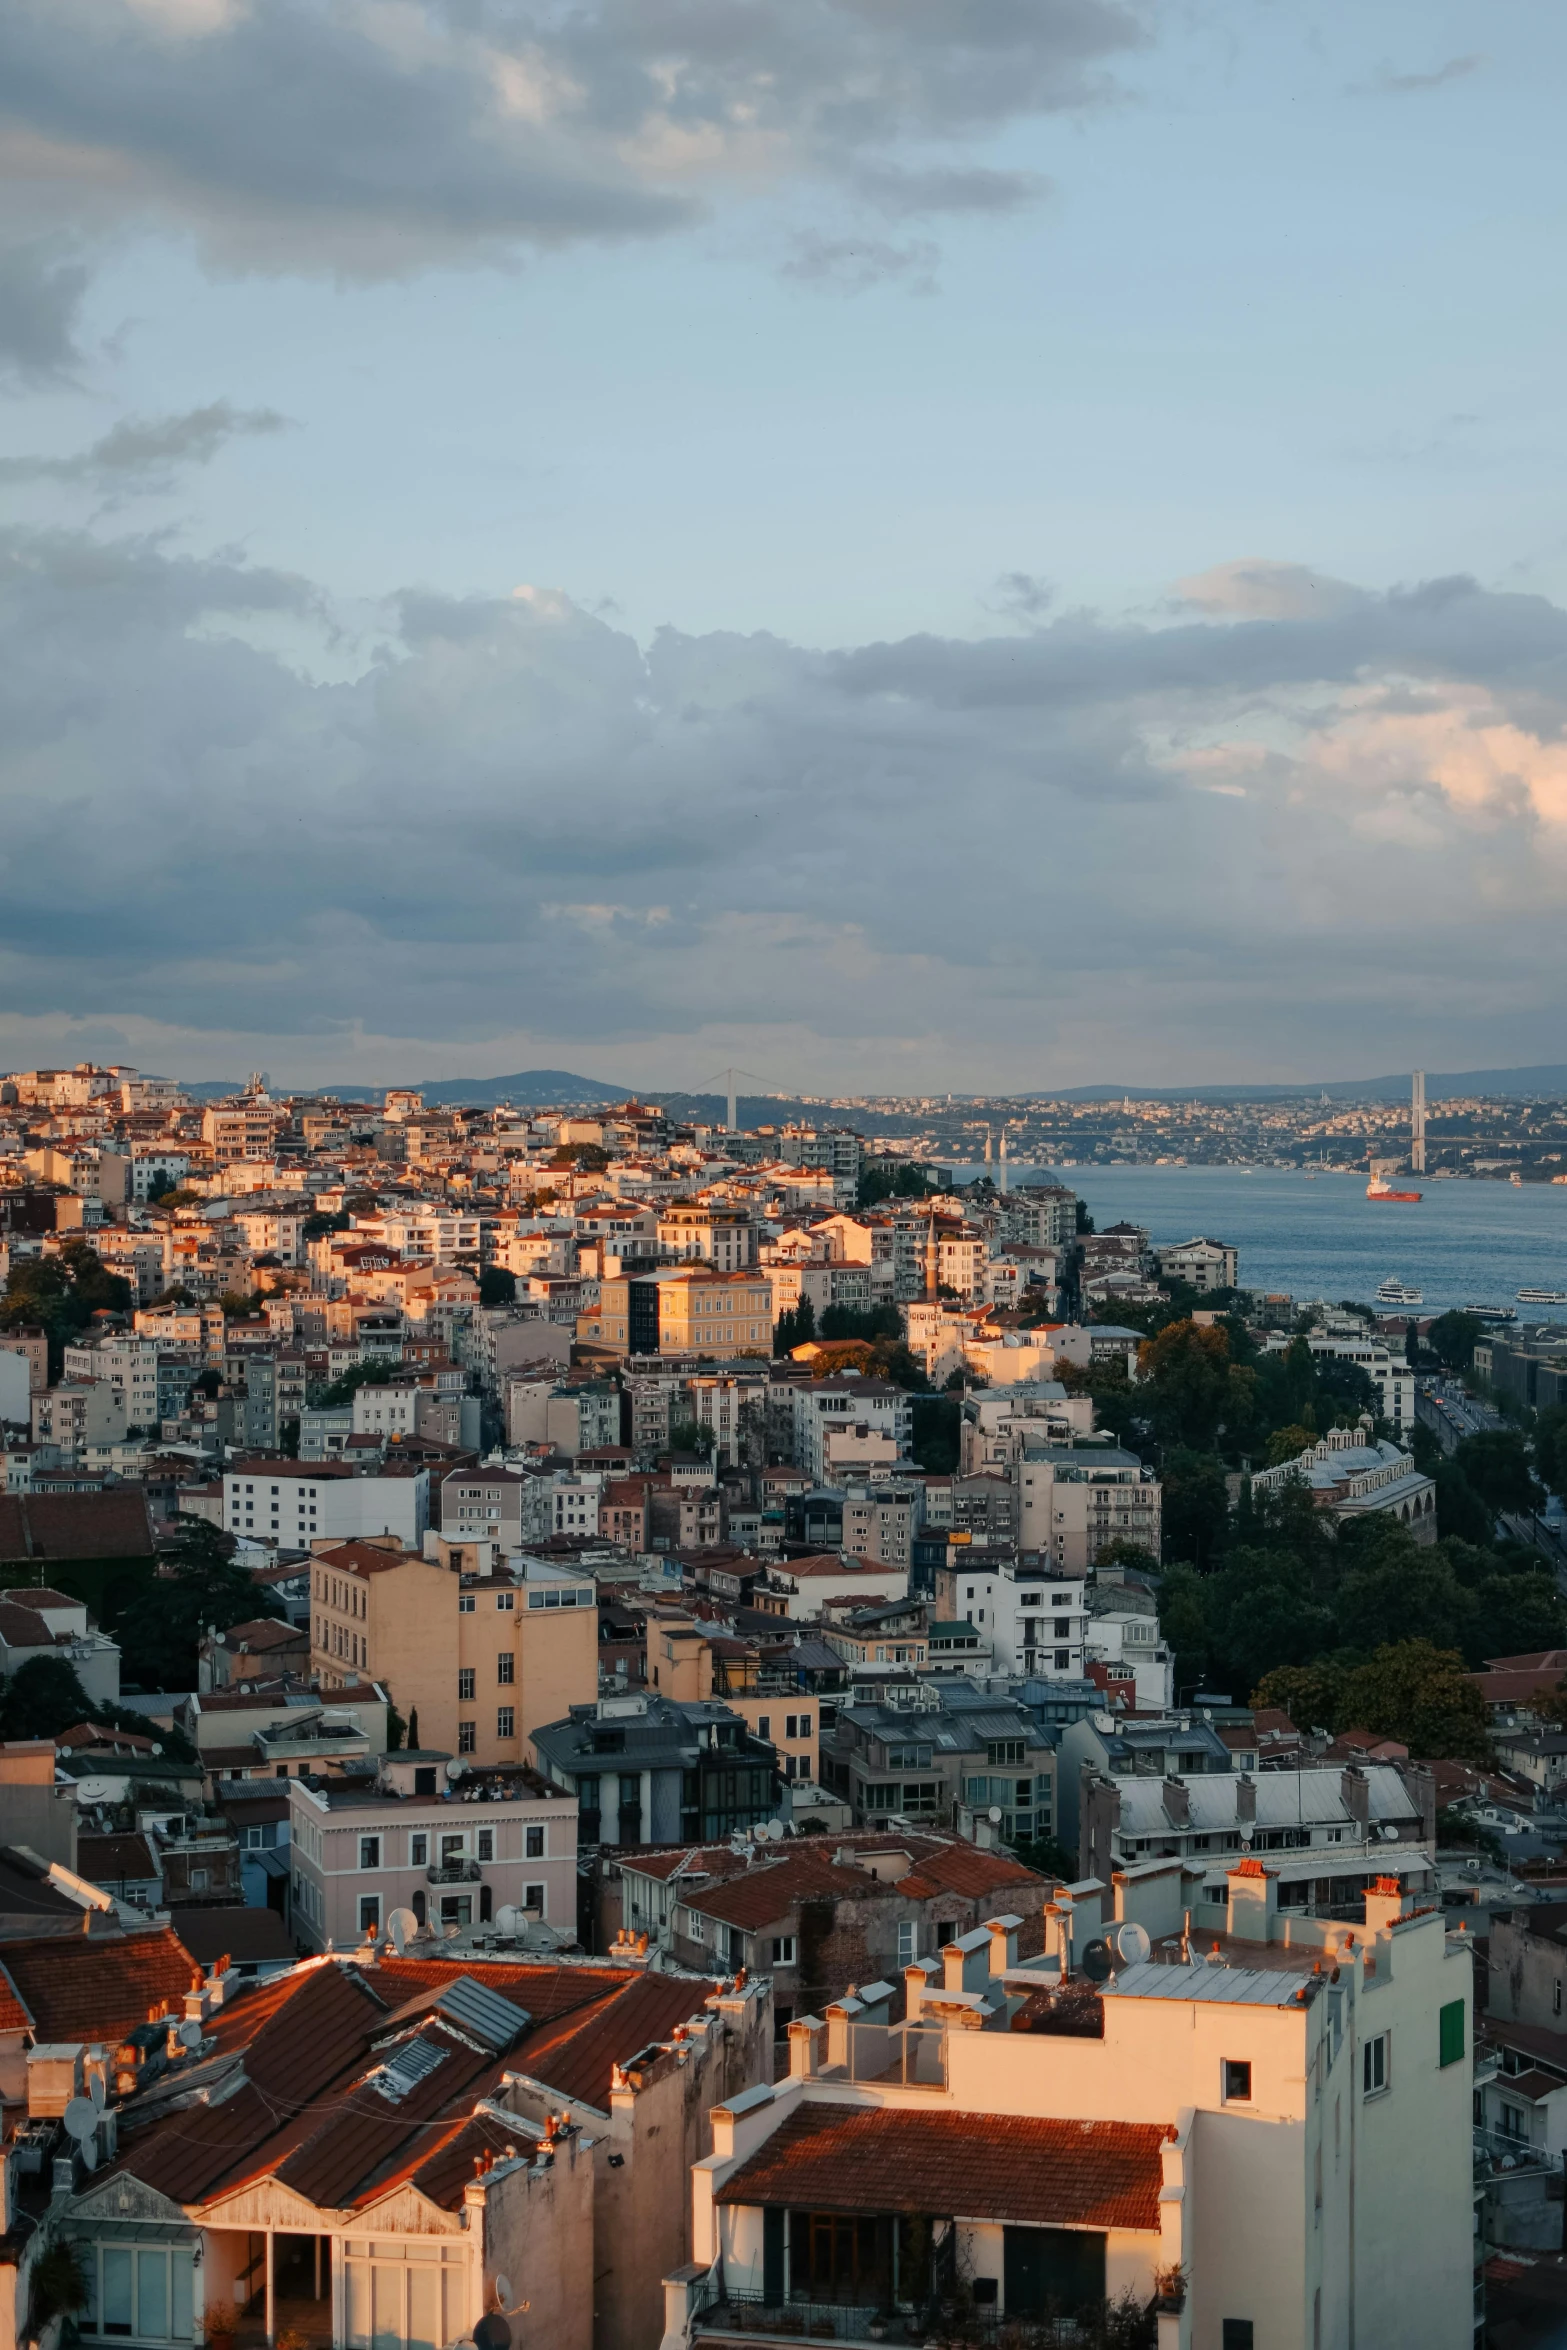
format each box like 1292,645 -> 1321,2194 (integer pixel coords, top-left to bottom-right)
1367,1176 -> 1422,1202
1517,1287 -> 1567,1306
1465,1304 -> 1518,1323
1377,1277 -> 1425,1307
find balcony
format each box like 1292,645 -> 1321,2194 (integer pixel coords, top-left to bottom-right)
426,1859 -> 482,1885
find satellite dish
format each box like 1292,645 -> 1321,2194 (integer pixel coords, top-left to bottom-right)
494,1905 -> 522,1935
494,2280 -> 514,2312
1115,1923 -> 1151,1967
387,1907 -> 419,1955
1078,1937 -> 1113,1984
446,1759 -> 465,1783
988,1806 -> 1003,1824
63,2098 -> 98,2143
177,2019 -> 203,2050
1380,1824 -> 1400,1842
751,1823 -> 768,1842
765,1819 -> 784,1841
473,2318 -> 511,2350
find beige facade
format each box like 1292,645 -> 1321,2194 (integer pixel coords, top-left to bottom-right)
311,1539 -> 597,1766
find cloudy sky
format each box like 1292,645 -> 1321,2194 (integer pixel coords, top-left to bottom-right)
2,0 -> 1564,1094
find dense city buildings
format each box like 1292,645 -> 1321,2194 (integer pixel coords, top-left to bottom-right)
0,1062 -> 1560,2347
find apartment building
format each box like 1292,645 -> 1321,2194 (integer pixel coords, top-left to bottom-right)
532,1692 -> 778,1850
1156,1234 -> 1240,1290
1016,1443 -> 1162,1571
658,1202 -> 758,1270
1306,1330 -> 1415,1434
289,1747 -> 579,1944
310,1539 -> 596,1767
586,1266 -> 774,1358
819,1684 -> 1055,1841
934,1558 -> 1088,1680
959,1383 -> 1095,1474
666,1868 -> 1473,2350
792,1378 -> 911,1484
31,1380 -> 126,1459
201,1097 -> 282,1160
223,1458 -> 429,1549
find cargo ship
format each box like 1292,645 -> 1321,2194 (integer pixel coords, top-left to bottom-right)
1367,1175 -> 1423,1201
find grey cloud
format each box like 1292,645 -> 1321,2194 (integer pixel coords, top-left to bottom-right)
5,526 -> 1567,1080
990,570 -> 1055,622
853,163 -> 1050,218
780,232 -> 939,293
1347,54 -> 1483,97
0,0 -> 1142,275
0,400 -> 290,493
0,239 -> 89,382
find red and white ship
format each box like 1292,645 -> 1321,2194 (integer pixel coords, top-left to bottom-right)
1367,1175 -> 1422,1202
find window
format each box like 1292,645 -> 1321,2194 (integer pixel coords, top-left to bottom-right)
359,1835 -> 381,1869
359,1895 -> 380,1933
1439,2000 -> 1465,2069
1221,2327 -> 1254,2350
757,1716 -> 771,1739
457,1668 -> 475,1700
897,1921 -> 916,1966
1223,2059 -> 1252,2103
496,1591 -> 515,1610
497,1653 -> 515,1684
80,2245 -> 194,2343
1363,2032 -> 1389,2096
458,1721 -> 476,1754
526,1825 -> 545,1858
525,1882 -> 546,1914
410,1833 -> 428,1866
477,1828 -> 494,1862
458,1594 -> 475,1613
497,1706 -> 515,1739
987,1739 -> 1025,1766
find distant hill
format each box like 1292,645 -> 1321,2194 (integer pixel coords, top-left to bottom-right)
184,1069 -> 628,1106
1036,1063 -> 1567,1104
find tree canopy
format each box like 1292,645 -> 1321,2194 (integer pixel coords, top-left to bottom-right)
112,1520 -> 285,1692
0,1243 -> 132,1373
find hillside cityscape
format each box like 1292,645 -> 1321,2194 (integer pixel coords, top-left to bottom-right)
0,1063 -> 1560,2344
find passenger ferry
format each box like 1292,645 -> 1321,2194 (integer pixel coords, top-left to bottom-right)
1377,1277 -> 1424,1307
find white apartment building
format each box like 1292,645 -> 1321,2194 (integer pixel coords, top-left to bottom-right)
1084,1606 -> 1175,1709
1016,1444 -> 1162,1571
999,1184 -> 1078,1248
793,1378 -> 912,1485
960,1384 -> 1095,1473
665,1868 -> 1473,2350
1305,1331 -> 1415,1434
230,1206 -> 306,1265
31,1379 -> 126,1459
353,1208 -> 482,1261
62,1335 -> 162,1430
937,1559 -> 1088,1679
1157,1234 -> 1240,1291
222,1459 -> 429,1549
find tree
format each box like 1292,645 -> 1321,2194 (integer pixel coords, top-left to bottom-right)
1334,1539 -> 1476,1660
1454,1427 -> 1545,1518
144,1170 -> 175,1202
479,1266 -> 517,1307
911,1395 -> 961,1474
1431,1460 -> 1495,1545
668,1419 -> 715,1458
1534,1405 -> 1567,1500
773,1296 -> 816,1356
1159,1448 -> 1231,1569
316,1360 -> 399,1409
1340,1641 -> 1491,1762
0,1243 -> 133,1374
113,1521 -> 283,1692
1136,1320 -> 1233,1451
1265,1423 -> 1317,1466
1251,1658 -> 1348,1733
857,1159 -> 942,1209
1428,1311 -> 1485,1372
819,1303 -> 903,1343
0,1656 -> 97,1740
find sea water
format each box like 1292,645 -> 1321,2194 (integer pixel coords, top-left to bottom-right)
955,1165 -> 1567,1317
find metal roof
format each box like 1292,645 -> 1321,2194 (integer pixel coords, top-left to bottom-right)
1105,1960 -> 1308,2008
432,1973 -> 532,2051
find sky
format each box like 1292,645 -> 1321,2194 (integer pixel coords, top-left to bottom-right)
2,0 -> 1565,1096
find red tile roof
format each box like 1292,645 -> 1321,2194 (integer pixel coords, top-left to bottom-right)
0,1490 -> 154,1562
896,1845 -> 1048,1902
682,1852 -> 874,1933
715,2104 -> 1165,2231
1,1926 -> 197,2043
510,1971 -> 721,2109
77,1834 -> 160,1884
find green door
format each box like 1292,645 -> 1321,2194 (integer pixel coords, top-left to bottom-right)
1003,2228 -> 1106,2317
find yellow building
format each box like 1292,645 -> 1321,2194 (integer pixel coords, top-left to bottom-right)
581,1265 -> 773,1358
311,1537 -> 597,1767
647,1613 -> 818,1787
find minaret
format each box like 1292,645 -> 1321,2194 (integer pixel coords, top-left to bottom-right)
999,1128 -> 1008,1195
1411,1069 -> 1426,1175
